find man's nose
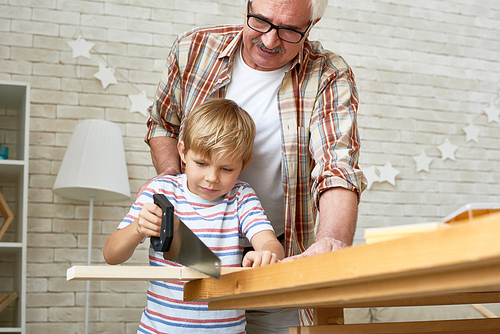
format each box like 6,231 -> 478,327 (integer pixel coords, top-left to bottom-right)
260,28 -> 281,49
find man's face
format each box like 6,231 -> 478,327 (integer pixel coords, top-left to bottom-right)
241,0 -> 313,71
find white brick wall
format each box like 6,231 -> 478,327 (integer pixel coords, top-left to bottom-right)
1,0 -> 499,332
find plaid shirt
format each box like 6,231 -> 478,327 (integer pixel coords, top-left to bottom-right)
146,25 -> 366,257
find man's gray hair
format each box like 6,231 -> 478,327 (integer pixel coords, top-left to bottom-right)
247,0 -> 329,21
310,0 -> 328,21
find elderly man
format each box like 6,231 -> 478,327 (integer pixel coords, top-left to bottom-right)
143,0 -> 366,332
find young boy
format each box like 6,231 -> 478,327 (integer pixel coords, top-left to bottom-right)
103,99 -> 284,333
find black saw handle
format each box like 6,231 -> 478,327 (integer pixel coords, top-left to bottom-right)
150,194 -> 174,252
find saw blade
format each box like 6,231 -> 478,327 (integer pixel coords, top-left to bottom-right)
151,194 -> 221,279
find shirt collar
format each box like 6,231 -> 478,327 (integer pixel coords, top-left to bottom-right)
218,27 -> 244,60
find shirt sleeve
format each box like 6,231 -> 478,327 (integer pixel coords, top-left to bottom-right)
309,55 -> 367,206
117,183 -> 156,230
145,35 -> 184,144
236,183 -> 275,242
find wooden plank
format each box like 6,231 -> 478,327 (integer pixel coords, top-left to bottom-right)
313,308 -> 343,325
274,292 -> 500,309
442,203 -> 500,224
471,304 -> 499,318
66,265 -> 248,281
0,292 -> 18,314
0,191 -> 14,241
0,293 -> 9,304
343,292 -> 500,308
184,212 -> 500,305
290,318 -> 500,334
206,262 -> 500,310
364,222 -> 446,244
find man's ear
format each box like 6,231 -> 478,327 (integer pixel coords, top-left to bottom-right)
177,141 -> 187,164
305,18 -> 321,39
241,156 -> 253,171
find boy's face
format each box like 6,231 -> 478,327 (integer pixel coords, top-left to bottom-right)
178,142 -> 248,201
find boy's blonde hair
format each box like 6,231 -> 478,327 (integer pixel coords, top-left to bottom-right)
182,99 -> 256,166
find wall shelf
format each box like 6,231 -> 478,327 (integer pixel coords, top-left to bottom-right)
0,80 -> 29,334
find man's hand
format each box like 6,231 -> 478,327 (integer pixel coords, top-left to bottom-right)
284,237 -> 347,261
284,188 -> 358,261
135,167 -> 179,201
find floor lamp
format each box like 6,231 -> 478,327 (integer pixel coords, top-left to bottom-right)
53,119 -> 130,334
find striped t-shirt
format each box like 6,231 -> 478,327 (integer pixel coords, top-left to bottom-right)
118,174 -> 274,333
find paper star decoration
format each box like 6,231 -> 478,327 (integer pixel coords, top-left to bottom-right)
362,165 -> 379,190
67,36 -> 94,59
483,103 -> 500,123
412,150 -> 433,173
377,161 -> 400,186
93,62 -> 118,89
463,123 -> 480,143
128,90 -> 152,117
437,138 -> 458,161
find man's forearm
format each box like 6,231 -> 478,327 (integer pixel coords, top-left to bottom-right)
316,187 -> 359,247
149,136 -> 181,175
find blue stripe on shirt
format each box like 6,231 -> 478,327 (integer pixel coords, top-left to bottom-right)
141,309 -> 246,330
147,294 -> 208,312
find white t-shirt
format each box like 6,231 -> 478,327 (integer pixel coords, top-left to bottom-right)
225,47 -> 288,240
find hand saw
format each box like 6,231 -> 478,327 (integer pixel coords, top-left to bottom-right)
150,194 -> 221,279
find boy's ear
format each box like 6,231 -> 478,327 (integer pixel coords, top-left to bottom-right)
241,156 -> 253,171
177,141 -> 187,163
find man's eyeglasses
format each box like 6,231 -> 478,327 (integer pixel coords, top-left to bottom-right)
246,1 -> 312,44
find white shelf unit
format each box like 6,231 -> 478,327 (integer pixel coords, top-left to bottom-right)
0,81 -> 29,334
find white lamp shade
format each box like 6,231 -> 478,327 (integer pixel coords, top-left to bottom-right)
53,119 -> 131,202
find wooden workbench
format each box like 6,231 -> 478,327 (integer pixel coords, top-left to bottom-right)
183,211 -> 500,333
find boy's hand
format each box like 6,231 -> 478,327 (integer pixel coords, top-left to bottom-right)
135,203 -> 162,238
242,250 -> 278,268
